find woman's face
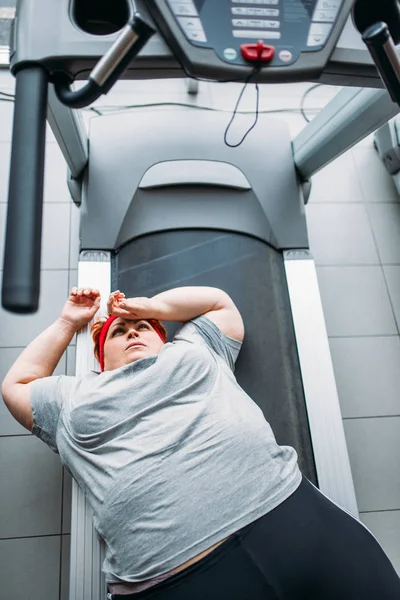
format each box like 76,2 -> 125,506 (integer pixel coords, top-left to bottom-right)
103,318 -> 164,371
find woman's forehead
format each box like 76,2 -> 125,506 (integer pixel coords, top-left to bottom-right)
107,317 -> 153,335
110,317 -> 145,328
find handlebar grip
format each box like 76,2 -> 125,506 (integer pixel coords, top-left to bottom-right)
363,21 -> 400,105
54,12 -> 155,108
2,66 -> 48,313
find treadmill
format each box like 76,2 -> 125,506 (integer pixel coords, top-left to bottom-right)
3,1 -> 400,598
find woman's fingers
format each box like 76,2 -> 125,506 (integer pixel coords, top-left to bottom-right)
70,287 -> 100,299
109,290 -> 125,299
107,291 -> 126,314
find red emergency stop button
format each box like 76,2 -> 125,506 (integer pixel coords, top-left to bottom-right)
240,40 -> 275,62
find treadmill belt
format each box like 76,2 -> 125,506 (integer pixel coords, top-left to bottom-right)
116,230 -> 317,483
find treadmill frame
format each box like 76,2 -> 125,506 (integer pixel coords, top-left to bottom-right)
45,73 -> 400,600
72,247 -> 358,600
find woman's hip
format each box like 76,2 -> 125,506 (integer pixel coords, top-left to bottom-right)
235,474 -> 400,599
108,474 -> 400,600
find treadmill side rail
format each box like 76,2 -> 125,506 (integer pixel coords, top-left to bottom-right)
293,87 -> 400,180
284,251 -> 359,517
47,84 -> 89,180
70,254 -> 111,600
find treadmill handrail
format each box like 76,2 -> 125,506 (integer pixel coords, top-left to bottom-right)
53,13 -> 155,108
138,160 -> 252,190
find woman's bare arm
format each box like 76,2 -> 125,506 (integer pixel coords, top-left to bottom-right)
1,288 -> 101,431
108,286 -> 244,342
1,318 -> 78,431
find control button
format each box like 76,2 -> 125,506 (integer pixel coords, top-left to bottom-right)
307,23 -> 332,46
233,30 -> 281,39
232,0 -> 279,4
307,33 -> 326,46
279,49 -> 292,62
224,47 -> 238,61
232,7 -> 279,16
241,40 -> 275,62
168,0 -> 198,17
232,19 -> 279,28
177,16 -> 202,31
312,9 -> 337,22
315,0 -> 341,10
232,6 -> 249,14
177,16 -> 207,42
186,28 -> 207,42
232,19 -> 248,27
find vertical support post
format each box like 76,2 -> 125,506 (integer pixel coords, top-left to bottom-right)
2,65 -> 48,313
70,252 -> 111,600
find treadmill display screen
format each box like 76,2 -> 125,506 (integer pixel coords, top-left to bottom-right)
166,0 -> 343,67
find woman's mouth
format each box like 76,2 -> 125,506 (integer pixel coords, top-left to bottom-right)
125,342 -> 145,351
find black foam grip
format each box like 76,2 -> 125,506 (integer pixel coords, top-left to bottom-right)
363,22 -> 400,106
2,66 -> 48,313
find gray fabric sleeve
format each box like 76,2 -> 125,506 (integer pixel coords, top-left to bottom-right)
30,375 -> 75,453
174,315 -> 242,371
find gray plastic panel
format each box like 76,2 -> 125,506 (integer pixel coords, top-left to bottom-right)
82,110 -> 307,251
10,0 -> 182,78
146,0 -> 354,84
47,84 -> 88,180
139,160 -> 251,190
9,1 -> 381,86
322,16 -> 382,87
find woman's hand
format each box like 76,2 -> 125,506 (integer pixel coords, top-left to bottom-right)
61,287 -> 101,331
107,290 -> 157,320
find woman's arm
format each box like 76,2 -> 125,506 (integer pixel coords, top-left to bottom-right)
1,287 -> 101,431
108,286 -> 244,342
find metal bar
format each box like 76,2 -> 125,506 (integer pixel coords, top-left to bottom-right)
2,65 -> 48,313
47,83 -> 88,179
293,87 -> 400,180
284,251 -> 359,517
70,252 -> 111,600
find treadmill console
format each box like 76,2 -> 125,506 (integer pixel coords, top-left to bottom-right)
147,0 -> 355,82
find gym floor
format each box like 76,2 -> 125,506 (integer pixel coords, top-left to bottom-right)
0,46 -> 399,600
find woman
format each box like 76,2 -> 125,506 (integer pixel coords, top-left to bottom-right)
2,285 -> 400,600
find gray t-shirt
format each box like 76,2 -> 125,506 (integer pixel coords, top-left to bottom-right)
30,316 -> 301,584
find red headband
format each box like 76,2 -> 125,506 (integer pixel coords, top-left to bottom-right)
98,315 -> 166,371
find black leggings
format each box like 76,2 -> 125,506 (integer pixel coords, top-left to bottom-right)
109,475 -> 400,600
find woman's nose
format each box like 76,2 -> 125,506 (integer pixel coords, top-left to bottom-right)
127,329 -> 139,339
